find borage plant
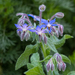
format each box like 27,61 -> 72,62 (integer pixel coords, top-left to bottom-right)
15,4 -> 73,75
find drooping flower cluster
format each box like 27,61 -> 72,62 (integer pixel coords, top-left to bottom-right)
46,53 -> 66,72
15,4 -> 64,43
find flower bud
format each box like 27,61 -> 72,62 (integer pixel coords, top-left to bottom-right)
46,58 -> 54,72
51,63 -> 54,71
56,53 -> 62,63
25,32 -> 30,41
20,31 -> 26,41
39,4 -> 46,12
55,30 -> 59,37
55,12 -> 64,18
50,31 -> 53,36
39,35 -> 42,42
62,62 -> 66,72
46,63 -> 50,72
57,62 -> 62,71
52,27 -> 56,32
58,25 -> 64,36
17,30 -> 21,36
18,18 -> 25,26
44,35 -> 47,44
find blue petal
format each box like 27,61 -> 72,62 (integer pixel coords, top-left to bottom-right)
27,14 -> 34,18
29,29 -> 36,32
41,19 -> 48,24
22,23 -> 28,28
36,26 -> 41,30
52,24 -> 58,26
40,25 -> 46,28
15,24 -> 22,29
49,18 -> 56,24
17,29 -> 22,31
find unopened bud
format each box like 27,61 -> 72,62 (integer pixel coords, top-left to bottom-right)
55,12 -> 64,18
39,4 -> 46,12
52,27 -> 56,32
20,31 -> 25,41
62,62 -> 66,72
17,30 -> 21,36
57,62 -> 62,71
50,31 -> 53,36
25,32 -> 30,41
55,30 -> 59,37
46,63 -> 50,72
58,24 -> 64,36
39,35 -> 42,42
44,35 -> 47,44
46,58 -> 54,72
18,18 -> 25,26
51,63 -> 54,71
56,53 -> 62,63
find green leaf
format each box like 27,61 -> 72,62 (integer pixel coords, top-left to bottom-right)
47,37 -> 58,53
61,54 -> 71,64
64,34 -> 73,39
24,66 -> 45,75
27,63 -> 34,70
55,34 -> 73,48
26,53 -> 45,75
49,34 -> 73,49
27,53 -> 42,69
30,53 -> 41,66
39,55 -> 52,63
15,44 -> 39,70
67,71 -> 75,75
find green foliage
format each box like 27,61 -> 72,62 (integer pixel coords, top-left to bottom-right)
15,44 -> 39,70
0,0 -> 75,75
47,34 -> 73,53
25,53 -> 45,75
67,71 -> 75,75
61,54 -> 71,64
39,55 -> 52,63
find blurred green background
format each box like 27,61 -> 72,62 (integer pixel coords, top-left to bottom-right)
0,0 -> 75,75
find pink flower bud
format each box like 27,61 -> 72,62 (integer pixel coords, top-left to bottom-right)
46,63 -> 50,72
39,4 -> 46,12
20,31 -> 26,41
55,30 -> 59,37
51,63 -> 54,71
39,35 -> 42,42
44,35 -> 47,44
57,62 -> 62,71
58,24 -> 64,36
56,53 -> 62,63
55,12 -> 64,18
18,18 -> 25,26
25,32 -> 30,41
50,31 -> 53,36
46,58 -> 54,72
17,30 -> 21,36
52,27 -> 56,32
62,62 -> 66,72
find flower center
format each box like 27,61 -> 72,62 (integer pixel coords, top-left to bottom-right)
47,23 -> 51,27
38,32 -> 42,35
23,28 -> 27,31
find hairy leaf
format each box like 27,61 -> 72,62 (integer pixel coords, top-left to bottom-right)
15,44 -> 39,70
61,54 -> 71,64
67,71 -> 75,75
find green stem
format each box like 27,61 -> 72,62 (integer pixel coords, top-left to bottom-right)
41,43 -> 47,58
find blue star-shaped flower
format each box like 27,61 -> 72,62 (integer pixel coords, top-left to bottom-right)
29,26 -> 46,35
28,14 -> 58,33
15,23 -> 31,32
